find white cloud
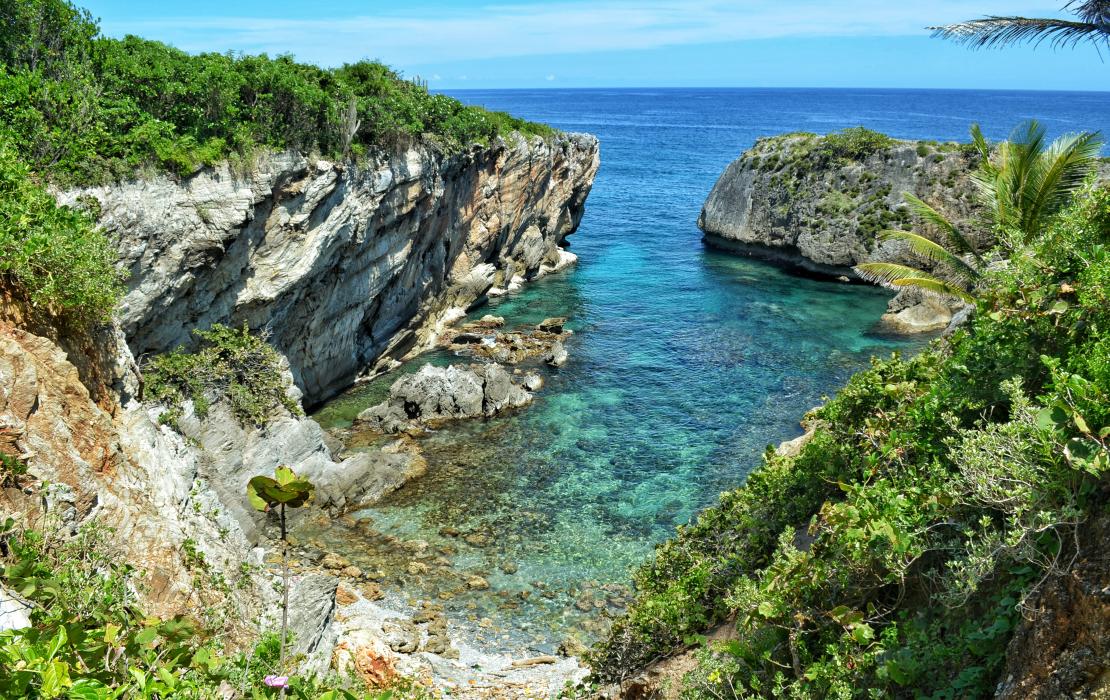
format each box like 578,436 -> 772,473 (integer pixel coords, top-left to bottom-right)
546,74 -> 557,81
102,1 -> 1065,68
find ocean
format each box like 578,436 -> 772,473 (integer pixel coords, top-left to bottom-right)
310,88 -> 1110,653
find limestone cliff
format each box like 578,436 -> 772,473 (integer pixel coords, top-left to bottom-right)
0,129 -> 599,689
61,132 -> 599,407
698,132 -> 984,277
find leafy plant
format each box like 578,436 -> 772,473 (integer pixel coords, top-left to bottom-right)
248,466 -> 315,695
0,139 -> 124,322
144,324 -> 301,429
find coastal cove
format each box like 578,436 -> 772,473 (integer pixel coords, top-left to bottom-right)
306,88 -> 1110,655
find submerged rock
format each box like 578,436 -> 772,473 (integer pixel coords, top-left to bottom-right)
356,363 -> 533,433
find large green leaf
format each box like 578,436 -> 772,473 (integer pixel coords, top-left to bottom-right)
246,468 -> 315,511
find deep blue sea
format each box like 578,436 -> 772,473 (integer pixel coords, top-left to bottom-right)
311,89 -> 1110,652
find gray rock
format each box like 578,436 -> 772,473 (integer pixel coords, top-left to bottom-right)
357,363 -> 533,433
287,574 -> 339,672
698,133 -> 984,277
880,288 -> 959,334
521,373 -> 544,392
545,341 -> 568,368
0,585 -> 31,631
61,135 -> 599,407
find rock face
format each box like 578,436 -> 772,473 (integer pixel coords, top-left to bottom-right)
994,515 -> 1110,699
698,132 -> 984,277
0,321 -> 255,614
357,363 -> 534,433
62,133 -> 599,407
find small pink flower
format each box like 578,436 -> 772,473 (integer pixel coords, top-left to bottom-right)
263,675 -> 289,689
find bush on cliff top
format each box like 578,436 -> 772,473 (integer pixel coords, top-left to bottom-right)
144,324 -> 302,429
0,0 -> 555,185
0,139 -> 123,322
590,183 -> 1110,697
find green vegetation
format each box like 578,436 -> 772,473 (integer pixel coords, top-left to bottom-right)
592,180 -> 1110,695
144,324 -> 302,429
857,120 -> 1101,304
0,517 -> 420,699
0,140 -> 123,322
247,467 -> 316,688
0,0 -> 555,186
817,127 -> 897,163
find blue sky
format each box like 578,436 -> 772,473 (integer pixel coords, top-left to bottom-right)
81,1 -> 1110,91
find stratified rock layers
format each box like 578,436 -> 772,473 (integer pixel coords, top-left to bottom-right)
64,133 -> 599,406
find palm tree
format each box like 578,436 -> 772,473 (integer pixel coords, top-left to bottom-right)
930,1 -> 1110,50
855,120 -> 1102,301
970,121 -> 1103,245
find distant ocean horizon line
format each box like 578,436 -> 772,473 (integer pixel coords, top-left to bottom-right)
439,85 -> 1110,95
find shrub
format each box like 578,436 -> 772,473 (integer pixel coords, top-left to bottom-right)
144,324 -> 302,429
0,140 -> 124,322
818,127 -> 897,163
0,0 -> 557,186
591,185 -> 1110,695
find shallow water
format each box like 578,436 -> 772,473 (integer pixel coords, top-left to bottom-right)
309,88 -> 1110,653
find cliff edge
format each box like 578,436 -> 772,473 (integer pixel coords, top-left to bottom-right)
62,132 -> 599,407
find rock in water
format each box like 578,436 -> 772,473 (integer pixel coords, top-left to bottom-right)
357,363 -> 534,433
880,287 -> 961,334
546,341 -> 569,368
537,317 -> 568,333
698,132 -> 984,278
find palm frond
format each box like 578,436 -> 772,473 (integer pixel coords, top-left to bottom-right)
901,193 -> 981,261
1065,1 -> 1110,24
929,17 -> 1106,49
876,230 -> 980,283
1021,130 -> 1103,235
889,278 -> 977,304
854,262 -> 975,303
970,123 -> 993,165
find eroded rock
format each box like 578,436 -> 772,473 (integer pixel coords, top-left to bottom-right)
356,363 -> 533,433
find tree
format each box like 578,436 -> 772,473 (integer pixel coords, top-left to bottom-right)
855,120 -> 1102,301
971,120 -> 1103,246
247,466 -> 314,696
931,1 -> 1110,50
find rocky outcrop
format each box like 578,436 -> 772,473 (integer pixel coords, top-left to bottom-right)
357,363 -> 536,434
880,287 -> 956,334
698,132 -> 983,276
0,321 -> 256,615
698,132 -> 983,331
62,133 -> 598,407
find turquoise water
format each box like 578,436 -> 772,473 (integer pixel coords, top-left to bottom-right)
310,89 -> 1110,653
